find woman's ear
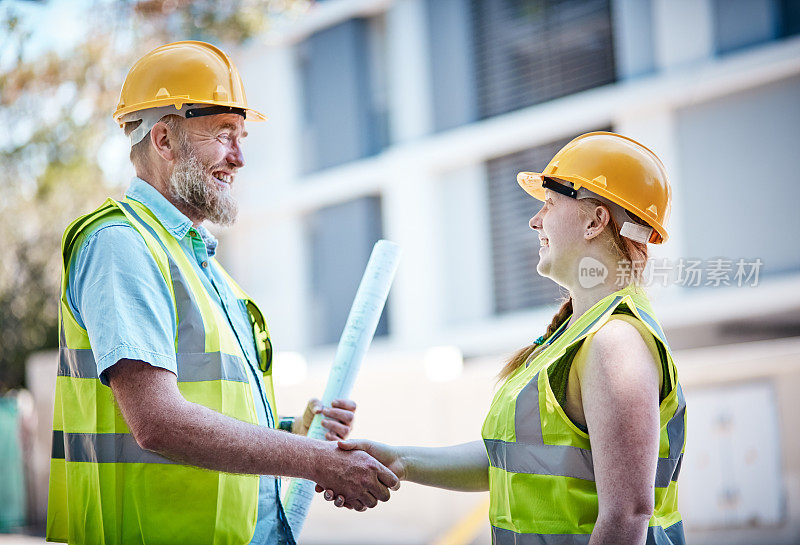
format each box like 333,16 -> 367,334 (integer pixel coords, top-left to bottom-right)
584,204 -> 611,240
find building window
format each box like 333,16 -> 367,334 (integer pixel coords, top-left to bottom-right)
675,76 -> 800,282
713,0 -> 800,55
307,197 -> 389,345
426,0 -> 480,131
486,136 -> 577,314
298,17 -> 389,173
471,0 -> 617,120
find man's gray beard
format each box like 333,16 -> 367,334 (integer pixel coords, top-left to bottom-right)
168,148 -> 238,226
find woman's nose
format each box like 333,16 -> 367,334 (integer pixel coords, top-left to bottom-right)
529,210 -> 543,230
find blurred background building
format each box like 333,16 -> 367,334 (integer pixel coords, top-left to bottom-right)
7,0 -> 800,544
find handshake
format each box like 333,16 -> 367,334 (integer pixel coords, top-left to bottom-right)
313,439 -> 404,512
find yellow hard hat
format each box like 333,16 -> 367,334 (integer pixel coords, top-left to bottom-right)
517,131 -> 671,244
113,40 -> 266,126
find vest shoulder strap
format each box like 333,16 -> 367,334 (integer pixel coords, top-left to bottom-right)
61,199 -> 122,285
533,288 -> 675,390
547,303 -> 673,406
61,198 -> 174,309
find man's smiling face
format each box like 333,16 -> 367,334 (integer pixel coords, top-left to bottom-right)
167,113 -> 248,226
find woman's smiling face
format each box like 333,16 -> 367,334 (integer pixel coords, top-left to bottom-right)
529,188 -> 591,284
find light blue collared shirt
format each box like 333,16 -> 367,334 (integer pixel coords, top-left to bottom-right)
66,177 -> 294,545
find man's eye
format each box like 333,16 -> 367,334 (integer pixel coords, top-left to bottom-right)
218,133 -> 232,142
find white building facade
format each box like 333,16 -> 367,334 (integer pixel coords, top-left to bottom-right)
219,1 -> 800,543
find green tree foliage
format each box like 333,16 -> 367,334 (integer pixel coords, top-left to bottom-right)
0,0 -> 308,390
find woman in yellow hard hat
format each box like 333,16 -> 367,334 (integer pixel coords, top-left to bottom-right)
318,132 -> 686,545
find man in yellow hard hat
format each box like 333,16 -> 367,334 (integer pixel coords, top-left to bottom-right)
46,41 -> 399,545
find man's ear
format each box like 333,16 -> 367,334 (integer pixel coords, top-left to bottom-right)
585,204 -> 611,240
150,121 -> 177,162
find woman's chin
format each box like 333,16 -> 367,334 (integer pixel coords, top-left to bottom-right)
536,260 -> 551,278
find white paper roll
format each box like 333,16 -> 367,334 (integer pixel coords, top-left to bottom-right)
282,239 -> 402,538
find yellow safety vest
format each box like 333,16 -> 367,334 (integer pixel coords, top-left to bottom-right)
47,197 -> 277,544
482,284 -> 686,544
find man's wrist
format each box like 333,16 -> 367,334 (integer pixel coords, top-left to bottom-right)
278,416 -> 296,433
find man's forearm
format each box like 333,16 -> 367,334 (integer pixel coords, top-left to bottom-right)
401,440 -> 489,492
138,397 -> 326,480
108,358 -> 400,509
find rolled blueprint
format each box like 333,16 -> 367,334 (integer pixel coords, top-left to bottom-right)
283,239 -> 402,538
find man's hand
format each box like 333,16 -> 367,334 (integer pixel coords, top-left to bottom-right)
293,398 -> 356,441
313,441 -> 400,512
316,439 -> 405,511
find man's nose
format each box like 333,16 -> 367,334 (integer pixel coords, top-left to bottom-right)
228,142 -> 245,168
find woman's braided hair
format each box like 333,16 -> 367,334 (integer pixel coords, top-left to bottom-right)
497,198 -> 651,381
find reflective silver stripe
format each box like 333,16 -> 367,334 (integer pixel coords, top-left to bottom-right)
50,430 -> 177,465
58,348 -> 248,383
508,370 -> 595,481
491,522 -> 685,545
486,436 -> 683,487
655,455 -> 682,488
176,352 -> 249,383
654,383 -> 687,487
58,315 -> 96,379
485,439 -> 594,481
169,257 -> 207,354
636,306 -> 670,351
572,296 -> 623,340
58,346 -> 96,378
651,520 -> 685,545
52,430 -> 65,459
492,526 -> 590,545
667,384 -> 686,459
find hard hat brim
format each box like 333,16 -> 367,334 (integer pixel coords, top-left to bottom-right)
517,172 -> 546,201
114,99 -> 267,126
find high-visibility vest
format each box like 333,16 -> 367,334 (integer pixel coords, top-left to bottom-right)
482,284 -> 686,544
47,197 -> 277,544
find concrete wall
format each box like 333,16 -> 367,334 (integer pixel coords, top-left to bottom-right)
23,352 -> 58,528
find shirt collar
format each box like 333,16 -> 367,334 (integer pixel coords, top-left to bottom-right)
125,177 -> 218,257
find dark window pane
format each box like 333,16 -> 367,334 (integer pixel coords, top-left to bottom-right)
471,0 -> 616,119
299,19 -> 387,172
713,0 -> 800,54
713,0 -> 781,55
781,0 -> 800,36
486,138 -> 571,313
308,197 -> 389,345
427,0 -> 479,131
487,129 -> 609,313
